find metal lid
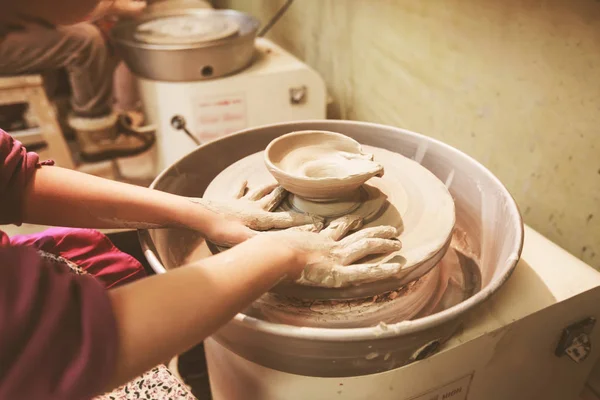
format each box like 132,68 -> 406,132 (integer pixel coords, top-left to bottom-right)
111,8 -> 260,50
134,13 -> 240,45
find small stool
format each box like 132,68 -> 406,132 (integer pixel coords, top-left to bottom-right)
0,75 -> 75,169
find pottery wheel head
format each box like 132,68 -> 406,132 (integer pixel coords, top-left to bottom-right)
264,130 -> 385,202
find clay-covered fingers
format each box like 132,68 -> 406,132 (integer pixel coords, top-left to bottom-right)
338,226 -> 399,246
243,182 -> 278,201
191,190 -> 319,231
233,180 -> 249,199
250,211 -> 323,231
331,225 -> 401,266
333,237 -> 402,266
257,186 -> 288,211
319,215 -> 363,241
286,221 -> 325,233
300,262 -> 407,288
239,182 -> 289,212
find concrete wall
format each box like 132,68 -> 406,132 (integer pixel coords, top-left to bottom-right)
216,0 -> 600,269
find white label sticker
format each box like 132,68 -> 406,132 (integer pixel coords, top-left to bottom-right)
194,93 -> 247,142
406,374 -> 473,400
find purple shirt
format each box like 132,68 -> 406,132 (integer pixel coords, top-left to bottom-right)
0,130 -> 118,399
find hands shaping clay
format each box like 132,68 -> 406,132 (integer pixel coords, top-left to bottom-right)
266,225 -> 403,288
190,181 -> 319,232
191,179 -> 403,284
201,130 -> 456,291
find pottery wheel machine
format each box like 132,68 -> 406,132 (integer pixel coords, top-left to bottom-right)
111,1 -> 327,179
138,119 -> 600,400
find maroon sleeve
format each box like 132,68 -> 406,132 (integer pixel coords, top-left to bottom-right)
0,246 -> 118,400
0,129 -> 46,225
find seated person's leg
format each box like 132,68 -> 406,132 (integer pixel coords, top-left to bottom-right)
0,22 -> 154,162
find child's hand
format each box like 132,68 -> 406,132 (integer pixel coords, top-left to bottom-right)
188,182 -> 321,233
263,226 -> 402,285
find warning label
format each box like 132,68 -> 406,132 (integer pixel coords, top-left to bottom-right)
194,93 -> 247,142
406,374 -> 473,400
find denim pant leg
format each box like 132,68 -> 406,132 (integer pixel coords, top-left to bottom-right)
0,22 -> 117,117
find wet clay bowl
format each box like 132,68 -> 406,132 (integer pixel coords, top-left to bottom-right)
264,130 -> 385,201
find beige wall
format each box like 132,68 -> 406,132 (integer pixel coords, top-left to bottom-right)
216,0 -> 600,269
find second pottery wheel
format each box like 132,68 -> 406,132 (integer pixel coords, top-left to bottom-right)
134,11 -> 240,44
203,131 -> 456,300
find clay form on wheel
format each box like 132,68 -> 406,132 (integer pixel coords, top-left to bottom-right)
203,131 -> 456,293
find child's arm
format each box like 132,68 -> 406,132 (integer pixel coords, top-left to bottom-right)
22,164 -> 254,243
0,231 -> 305,400
0,128 -> 251,244
106,234 -> 303,390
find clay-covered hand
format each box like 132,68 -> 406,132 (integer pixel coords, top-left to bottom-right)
189,182 -> 322,234
265,224 -> 403,288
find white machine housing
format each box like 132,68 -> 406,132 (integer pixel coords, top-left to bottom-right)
136,38 -> 327,176
205,226 -> 600,400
